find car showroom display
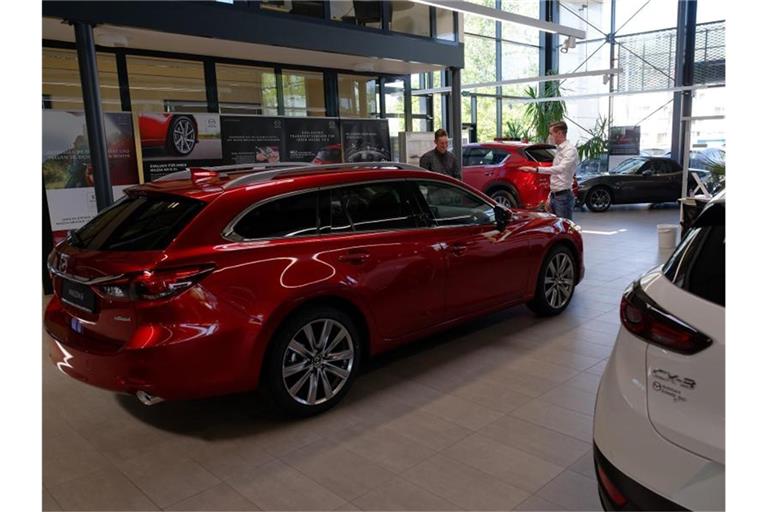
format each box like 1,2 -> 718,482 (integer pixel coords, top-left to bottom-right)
593,192 -> 724,510
138,113 -> 199,156
576,156 -> 710,212
461,142 -> 579,210
44,161 -> 583,416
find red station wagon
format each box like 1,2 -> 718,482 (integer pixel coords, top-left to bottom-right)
45,162 -> 584,416
462,142 -> 579,210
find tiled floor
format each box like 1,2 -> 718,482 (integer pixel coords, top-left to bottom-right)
43,204 -> 679,511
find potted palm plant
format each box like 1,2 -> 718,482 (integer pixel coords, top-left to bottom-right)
577,115 -> 609,162
523,78 -> 567,143
504,119 -> 531,142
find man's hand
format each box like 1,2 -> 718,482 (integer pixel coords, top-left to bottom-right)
519,166 -> 537,173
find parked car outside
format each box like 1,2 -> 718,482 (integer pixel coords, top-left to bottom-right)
461,142 -> 578,210
664,148 -> 725,172
45,162 -> 584,416
576,156 -> 710,212
593,192 -> 724,510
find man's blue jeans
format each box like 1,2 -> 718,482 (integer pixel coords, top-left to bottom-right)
550,190 -> 575,220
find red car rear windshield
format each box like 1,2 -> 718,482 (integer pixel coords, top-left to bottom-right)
70,194 -> 205,251
525,147 -> 556,162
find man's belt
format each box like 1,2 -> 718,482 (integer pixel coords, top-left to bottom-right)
551,189 -> 572,197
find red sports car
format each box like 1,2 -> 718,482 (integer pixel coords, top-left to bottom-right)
462,142 -> 578,210
44,163 -> 584,416
138,113 -> 198,156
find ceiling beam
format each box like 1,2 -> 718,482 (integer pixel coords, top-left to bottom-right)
410,0 -> 586,39
412,68 -> 622,95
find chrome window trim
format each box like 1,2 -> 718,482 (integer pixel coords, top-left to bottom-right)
47,263 -> 124,286
61,297 -> 96,313
220,177 -> 499,244
412,178 -> 498,228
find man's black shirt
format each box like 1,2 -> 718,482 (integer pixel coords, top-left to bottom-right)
419,149 -> 460,179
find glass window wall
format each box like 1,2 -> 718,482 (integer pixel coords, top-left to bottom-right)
260,1 -> 325,18
436,8 -> 456,41
331,0 -> 382,28
42,48 -> 121,111
338,74 -> 378,118
391,1 -> 430,37
501,0 -> 540,44
126,55 -> 207,113
216,63 -> 278,115
283,69 -> 325,117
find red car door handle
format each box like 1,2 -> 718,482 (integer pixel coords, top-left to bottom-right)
449,242 -> 472,256
338,250 -> 370,265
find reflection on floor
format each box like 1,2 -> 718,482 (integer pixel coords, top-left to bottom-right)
43,204 -> 680,511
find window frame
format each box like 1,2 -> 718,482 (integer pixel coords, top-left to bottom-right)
662,205 -> 725,307
410,178 -> 498,228
322,180 -> 428,234
222,179 -> 435,243
224,189 -> 322,242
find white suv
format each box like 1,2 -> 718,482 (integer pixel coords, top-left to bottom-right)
593,192 -> 725,510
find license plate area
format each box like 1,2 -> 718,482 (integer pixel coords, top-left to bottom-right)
61,279 -> 97,313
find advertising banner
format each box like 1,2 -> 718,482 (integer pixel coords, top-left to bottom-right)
137,112 -> 222,181
340,119 -> 391,162
221,116 -> 283,164
398,131 -> 435,167
283,118 -> 341,163
42,110 -> 140,242
608,126 -> 641,155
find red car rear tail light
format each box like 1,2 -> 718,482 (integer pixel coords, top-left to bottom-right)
134,265 -> 215,300
597,463 -> 628,507
96,265 -> 215,301
620,281 -> 712,355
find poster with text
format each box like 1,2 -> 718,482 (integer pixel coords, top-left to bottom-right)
340,119 -> 391,163
398,131 -> 435,167
43,110 -> 139,242
284,118 -> 341,163
608,126 -> 641,155
221,116 -> 283,164
138,112 -> 223,181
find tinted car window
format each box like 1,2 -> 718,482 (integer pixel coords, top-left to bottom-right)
487,150 -> 508,165
72,194 -> 205,251
643,161 -> 661,175
660,159 -> 681,173
416,181 -> 496,226
524,147 -> 556,162
615,158 -> 647,174
663,205 -> 725,306
323,182 -> 422,232
463,147 -> 491,166
233,191 -> 318,239
319,189 -> 354,234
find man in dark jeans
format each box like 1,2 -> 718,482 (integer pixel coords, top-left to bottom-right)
520,121 -> 578,220
419,128 -> 461,180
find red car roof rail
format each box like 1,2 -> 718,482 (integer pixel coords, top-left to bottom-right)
156,162 -> 311,182
223,161 -> 426,189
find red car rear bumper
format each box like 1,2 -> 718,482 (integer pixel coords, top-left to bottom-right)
44,296 -> 264,400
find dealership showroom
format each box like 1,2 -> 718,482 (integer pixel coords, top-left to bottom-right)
5,0 -> 756,510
